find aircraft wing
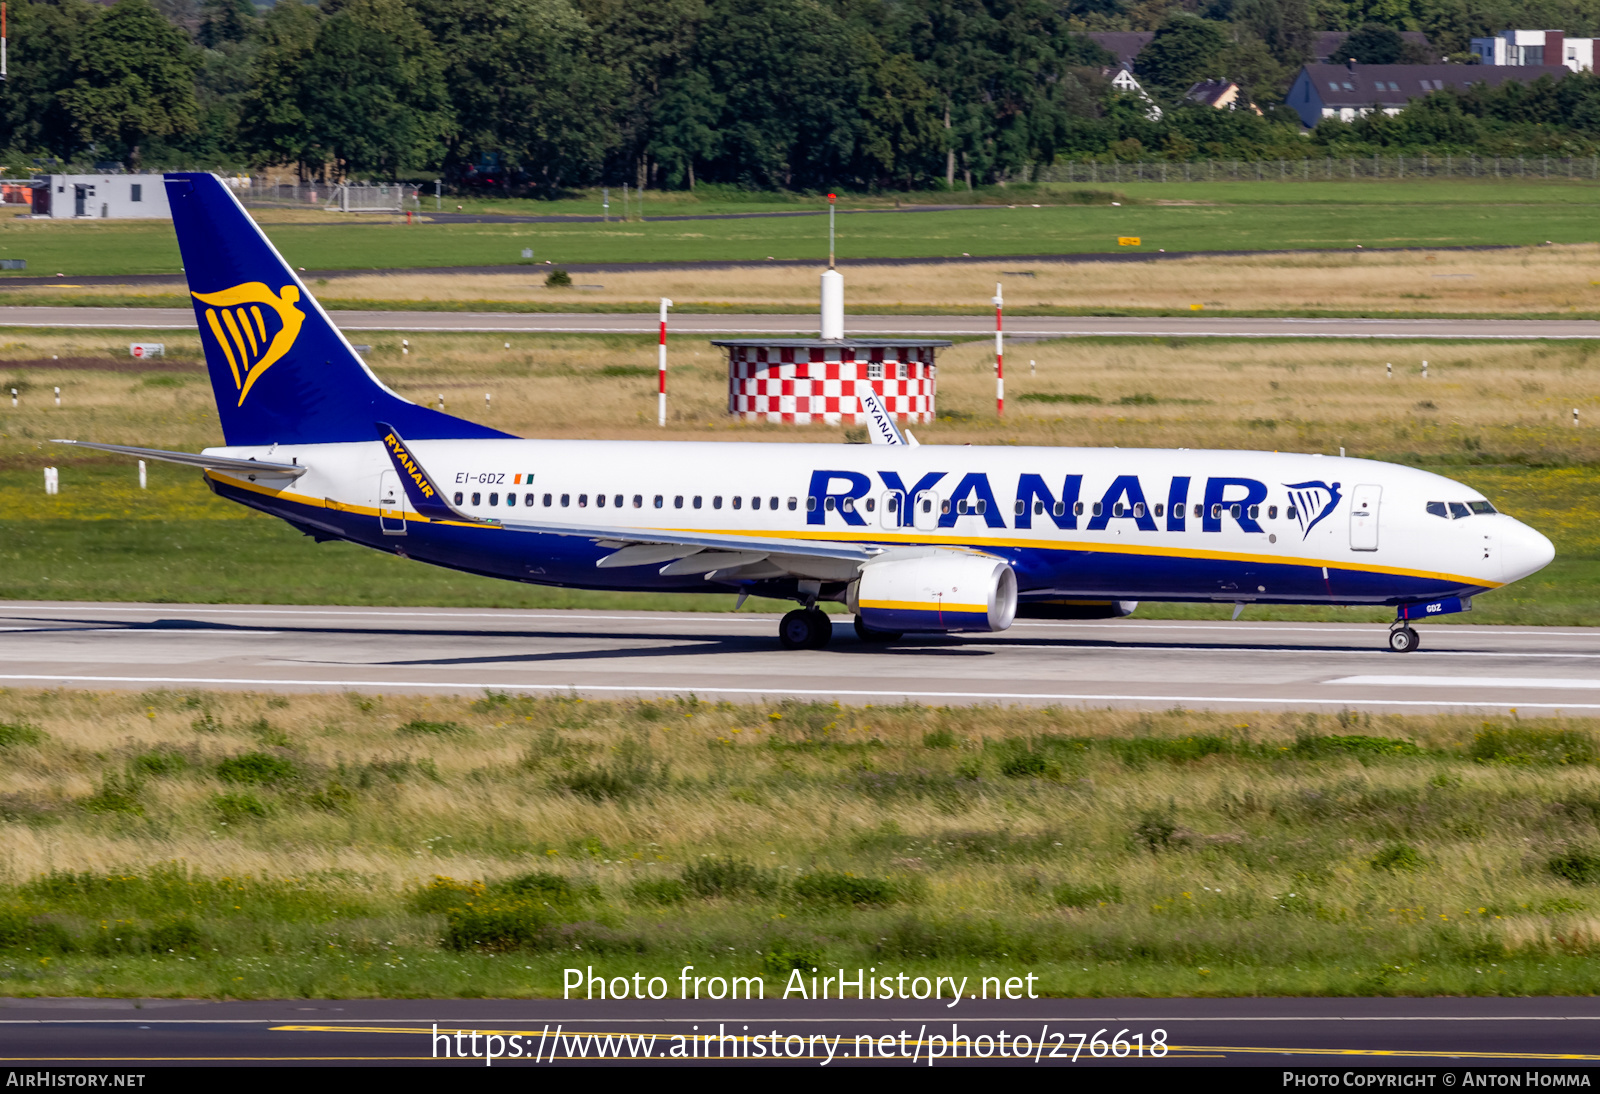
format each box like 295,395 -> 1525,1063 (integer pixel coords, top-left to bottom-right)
375,422 -> 875,578
52,439 -> 308,478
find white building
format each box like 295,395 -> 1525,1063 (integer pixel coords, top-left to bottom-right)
1471,30 -> 1594,72
1109,67 -> 1163,121
30,175 -> 172,219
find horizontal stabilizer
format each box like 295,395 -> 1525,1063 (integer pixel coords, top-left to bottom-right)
52,439 -> 307,477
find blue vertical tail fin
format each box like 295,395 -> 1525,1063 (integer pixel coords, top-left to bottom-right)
164,172 -> 513,447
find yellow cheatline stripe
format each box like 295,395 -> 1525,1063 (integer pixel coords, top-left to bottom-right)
202,475 -> 1497,590
700,525 -> 1501,589
205,473 -> 482,529
205,310 -> 241,389
860,600 -> 989,614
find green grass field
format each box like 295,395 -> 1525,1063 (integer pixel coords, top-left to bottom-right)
6,689 -> 1600,999
6,180 -> 1600,276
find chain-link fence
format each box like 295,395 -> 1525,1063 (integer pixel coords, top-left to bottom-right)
1021,154 -> 1600,184
231,178 -> 422,211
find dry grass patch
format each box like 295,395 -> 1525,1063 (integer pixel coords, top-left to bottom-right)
3,689 -> 1600,995
4,331 -> 1594,464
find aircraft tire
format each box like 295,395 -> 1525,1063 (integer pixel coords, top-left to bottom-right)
1388,626 -> 1420,653
804,608 -> 834,649
854,616 -> 902,644
779,609 -> 832,650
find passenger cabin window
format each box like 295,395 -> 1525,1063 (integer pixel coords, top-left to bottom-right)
1073,502 -> 1084,516
1247,505 -> 1258,519
1154,503 -> 1165,518
675,496 -> 684,508
526,493 -> 536,507
489,492 -> 499,506
654,495 -> 664,508
733,496 -> 742,510
864,498 -> 875,512
1052,502 -> 1065,517
1092,502 -> 1103,517
1286,506 -> 1296,520
542,494 -> 551,506
694,496 -> 703,509
789,497 -> 799,510
771,497 -> 779,510
714,496 -> 723,509
561,494 -> 570,507
1193,503 -> 1203,518
807,497 -> 817,511
597,494 -> 605,507
505,493 -> 515,507
751,496 -> 761,510
1134,502 -> 1146,518
1267,505 -> 1277,519
614,495 -> 623,508
454,492 -> 463,505
633,495 -> 643,508
888,496 -> 900,514
472,492 -> 482,506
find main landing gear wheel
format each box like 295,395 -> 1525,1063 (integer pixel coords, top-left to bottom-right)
854,615 -> 902,644
1388,626 -> 1421,653
778,608 -> 833,650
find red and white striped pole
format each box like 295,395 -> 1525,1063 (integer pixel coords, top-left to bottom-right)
993,282 -> 1004,417
657,297 -> 672,426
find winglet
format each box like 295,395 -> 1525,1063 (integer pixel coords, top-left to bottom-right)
376,421 -> 487,524
858,390 -> 906,445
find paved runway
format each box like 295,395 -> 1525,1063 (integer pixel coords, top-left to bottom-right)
6,996 -> 1600,1067
0,602 -> 1595,713
6,306 -> 1600,339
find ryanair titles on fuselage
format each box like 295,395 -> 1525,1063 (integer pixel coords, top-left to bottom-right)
802,469 -> 1339,539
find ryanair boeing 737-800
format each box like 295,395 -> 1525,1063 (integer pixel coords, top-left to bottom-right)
56,173 -> 1554,653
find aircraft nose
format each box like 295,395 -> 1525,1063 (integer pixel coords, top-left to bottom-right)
1501,518 -> 1555,584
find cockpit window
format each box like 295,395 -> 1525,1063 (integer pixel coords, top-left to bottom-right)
1448,502 -> 1471,519
1468,500 -> 1497,515
1426,501 -> 1448,519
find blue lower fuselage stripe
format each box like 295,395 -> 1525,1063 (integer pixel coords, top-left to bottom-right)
214,480 -> 1490,606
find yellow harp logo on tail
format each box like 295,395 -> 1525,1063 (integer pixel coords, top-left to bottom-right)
192,282 -> 306,406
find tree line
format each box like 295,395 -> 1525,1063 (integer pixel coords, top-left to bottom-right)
4,0 -> 1600,192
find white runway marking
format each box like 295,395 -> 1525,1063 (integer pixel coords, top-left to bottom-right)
1,674 -> 1598,709
1332,675 -> 1600,690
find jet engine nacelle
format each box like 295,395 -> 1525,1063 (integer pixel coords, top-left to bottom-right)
846,550 -> 1017,633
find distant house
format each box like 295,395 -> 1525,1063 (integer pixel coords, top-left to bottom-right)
1090,29 -> 1435,71
29,174 -> 172,219
1471,30 -> 1594,72
1314,30 -> 1432,63
1184,79 -> 1260,113
1287,61 -> 1570,128
1110,67 -> 1163,121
